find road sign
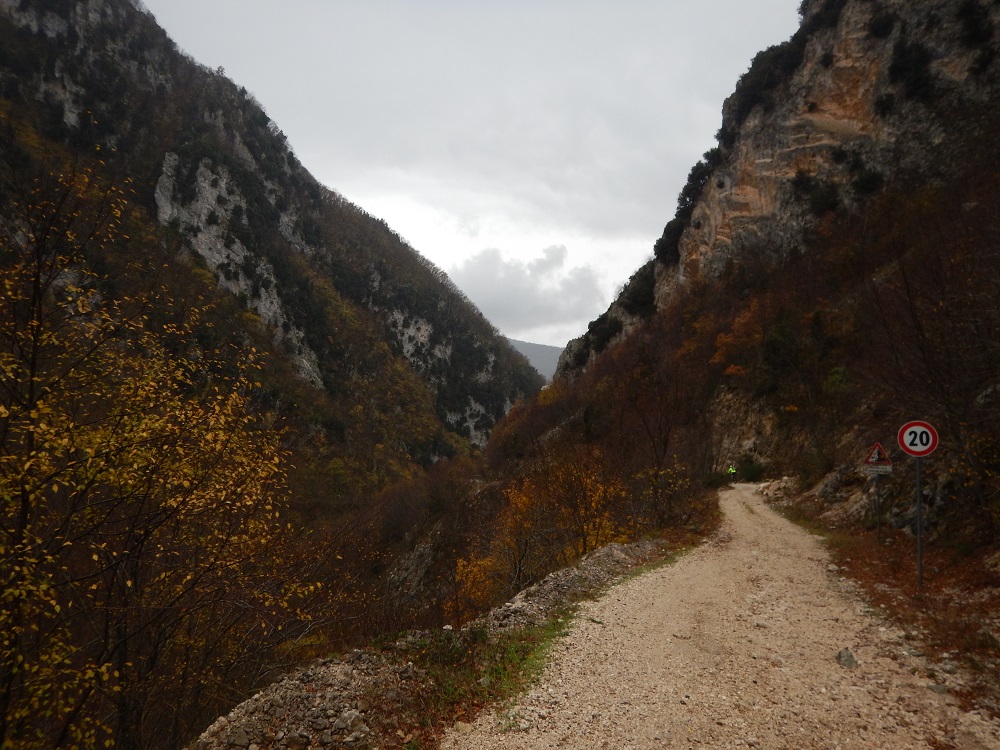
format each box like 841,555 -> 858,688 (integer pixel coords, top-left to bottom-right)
897,421 -> 939,457
862,464 -> 893,475
863,442 -> 892,470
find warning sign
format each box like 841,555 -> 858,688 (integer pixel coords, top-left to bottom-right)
863,442 -> 893,475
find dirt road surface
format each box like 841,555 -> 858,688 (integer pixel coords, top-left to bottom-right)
441,484 -> 1000,749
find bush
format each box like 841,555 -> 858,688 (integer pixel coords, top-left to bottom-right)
809,182 -> 840,214
867,9 -> 896,39
619,261 -> 657,319
957,0 -> 994,48
889,38 -> 936,101
654,217 -> 685,266
874,93 -> 896,117
792,171 -> 840,215
738,458 -> 767,482
801,0 -> 848,34
852,168 -> 885,195
587,313 -> 624,352
731,41 -> 806,125
972,46 -> 996,75
729,0 -> 847,128
678,150 -> 722,215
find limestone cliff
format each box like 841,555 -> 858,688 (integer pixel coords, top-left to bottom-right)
558,0 -> 1000,377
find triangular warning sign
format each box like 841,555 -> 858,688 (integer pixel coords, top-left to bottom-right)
864,442 -> 892,465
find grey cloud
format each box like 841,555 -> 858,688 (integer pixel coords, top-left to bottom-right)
528,245 -> 568,276
143,0 -> 803,344
151,0 -> 801,244
449,246 -> 605,338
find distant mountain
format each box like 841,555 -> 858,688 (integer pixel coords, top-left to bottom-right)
508,338 -> 564,381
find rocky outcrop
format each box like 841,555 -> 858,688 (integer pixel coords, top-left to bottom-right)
155,152 -> 324,386
186,539 -> 669,750
188,651 -> 425,750
559,0 -> 1000,378
676,0 -> 994,283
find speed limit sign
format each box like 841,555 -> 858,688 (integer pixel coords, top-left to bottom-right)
897,420 -> 939,457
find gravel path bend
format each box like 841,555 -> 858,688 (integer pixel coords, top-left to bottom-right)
441,483 -> 1000,750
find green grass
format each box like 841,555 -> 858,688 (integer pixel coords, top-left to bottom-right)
369,522 -> 719,748
370,613 -> 574,748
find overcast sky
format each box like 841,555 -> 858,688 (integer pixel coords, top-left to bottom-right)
139,0 -> 803,347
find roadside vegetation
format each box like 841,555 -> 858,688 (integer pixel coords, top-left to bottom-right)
776,494 -> 1000,714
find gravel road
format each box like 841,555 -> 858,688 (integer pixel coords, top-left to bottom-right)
441,483 -> 1000,749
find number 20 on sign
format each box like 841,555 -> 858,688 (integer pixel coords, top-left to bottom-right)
897,420 -> 939,457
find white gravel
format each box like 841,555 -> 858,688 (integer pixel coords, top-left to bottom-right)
441,484 -> 1000,749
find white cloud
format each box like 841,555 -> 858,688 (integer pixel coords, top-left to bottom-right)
142,0 -> 805,345
448,246 -> 606,343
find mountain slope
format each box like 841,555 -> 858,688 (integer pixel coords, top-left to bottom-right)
0,2 -> 543,746
0,0 -> 542,462
483,0 -> 1000,610
560,0 -> 1000,377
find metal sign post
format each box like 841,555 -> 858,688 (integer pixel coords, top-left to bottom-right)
862,442 -> 892,538
916,456 -> 923,588
897,421 -> 939,590
876,473 -> 883,540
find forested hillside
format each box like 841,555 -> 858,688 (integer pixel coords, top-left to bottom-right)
5,0 -> 1000,748
446,0 -> 1000,674
547,0 -> 1000,517
0,0 -> 541,747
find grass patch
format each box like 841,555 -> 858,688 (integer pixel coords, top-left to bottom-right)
364,502 -> 722,748
368,614 -> 572,748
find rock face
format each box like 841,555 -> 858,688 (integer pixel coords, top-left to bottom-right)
676,0 -> 980,281
155,152 -> 324,386
187,651 -> 417,750
558,0 -> 1000,377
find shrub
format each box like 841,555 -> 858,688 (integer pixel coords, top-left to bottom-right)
867,9 -> 897,39
972,46 -> 996,75
889,38 -> 936,101
654,217 -> 685,266
731,41 -> 806,125
852,168 -> 885,195
792,170 -> 840,215
587,313 -> 624,352
619,261 -> 657,319
957,0 -> 994,48
874,93 -> 896,117
809,182 -> 841,214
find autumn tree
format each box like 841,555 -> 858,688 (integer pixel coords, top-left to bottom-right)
0,169 -> 321,749
449,442 -> 629,623
861,192 -> 1000,534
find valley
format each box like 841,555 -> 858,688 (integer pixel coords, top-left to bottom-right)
3,1 -> 1000,748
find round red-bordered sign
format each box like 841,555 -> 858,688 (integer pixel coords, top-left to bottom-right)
897,421 -> 939,457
